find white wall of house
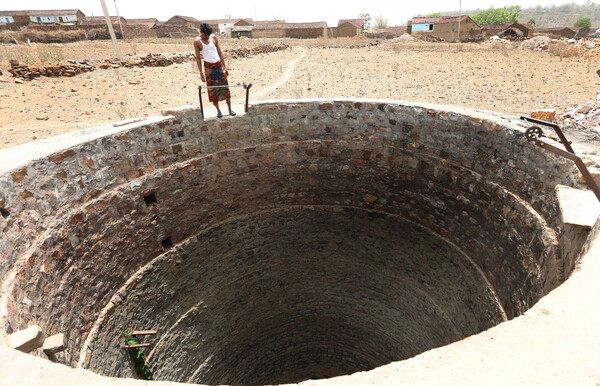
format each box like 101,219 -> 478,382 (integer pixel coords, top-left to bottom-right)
413,23 -> 434,32
218,22 -> 235,32
29,14 -> 78,23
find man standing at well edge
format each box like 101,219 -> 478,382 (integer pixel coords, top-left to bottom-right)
194,22 -> 236,118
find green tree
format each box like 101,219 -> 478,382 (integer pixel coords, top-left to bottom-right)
359,13 -> 372,28
574,16 -> 592,27
472,5 -> 522,25
429,12 -> 442,17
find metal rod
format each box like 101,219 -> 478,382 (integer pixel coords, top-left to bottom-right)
521,116 -> 574,154
535,139 -> 600,202
203,83 -> 247,89
198,83 -> 251,116
245,83 -> 253,113
520,116 -> 559,129
198,85 -> 204,119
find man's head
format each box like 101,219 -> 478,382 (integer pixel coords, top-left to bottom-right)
200,23 -> 213,36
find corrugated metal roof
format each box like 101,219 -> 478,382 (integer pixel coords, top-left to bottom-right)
0,9 -> 83,16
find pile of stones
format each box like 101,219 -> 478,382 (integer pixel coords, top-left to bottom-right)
315,41 -> 380,49
559,100 -> 600,132
520,36 -> 600,53
8,43 -> 291,80
227,43 -> 290,58
8,59 -> 95,79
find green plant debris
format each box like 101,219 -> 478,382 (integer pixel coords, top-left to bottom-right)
125,337 -> 153,380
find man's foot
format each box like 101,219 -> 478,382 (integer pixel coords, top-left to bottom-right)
229,110 -> 236,116
217,111 -> 223,118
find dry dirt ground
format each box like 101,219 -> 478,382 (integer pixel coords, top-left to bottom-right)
1,38 -> 600,150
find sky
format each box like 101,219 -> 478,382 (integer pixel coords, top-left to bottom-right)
3,0 -> 594,26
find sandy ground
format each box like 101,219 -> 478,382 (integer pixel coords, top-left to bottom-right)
1,38 -> 600,150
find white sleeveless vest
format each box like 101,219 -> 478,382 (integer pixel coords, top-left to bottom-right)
200,35 -> 220,63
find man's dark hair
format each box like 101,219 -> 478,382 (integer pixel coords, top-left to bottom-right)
200,23 -> 213,35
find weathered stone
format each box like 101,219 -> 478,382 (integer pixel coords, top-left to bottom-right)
48,150 -> 76,164
556,185 -> 600,228
42,333 -> 65,354
7,325 -> 44,353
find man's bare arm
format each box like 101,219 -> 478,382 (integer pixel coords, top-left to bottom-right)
193,38 -> 205,82
213,36 -> 227,72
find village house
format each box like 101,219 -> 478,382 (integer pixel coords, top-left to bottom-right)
199,18 -> 254,35
164,15 -> 201,29
127,18 -> 159,29
252,21 -> 328,39
0,9 -> 85,27
334,19 -> 365,37
287,22 -> 328,39
365,26 -> 408,39
252,21 -> 286,38
230,19 -> 256,38
536,27 -> 577,39
156,15 -> 201,38
480,24 -> 510,37
81,16 -> 127,26
410,15 -> 481,42
504,23 -> 534,38
481,23 -> 534,39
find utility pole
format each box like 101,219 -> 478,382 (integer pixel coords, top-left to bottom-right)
457,0 -> 462,43
100,0 -> 122,59
113,0 -> 125,40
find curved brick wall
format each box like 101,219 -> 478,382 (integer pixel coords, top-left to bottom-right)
0,100 -> 579,384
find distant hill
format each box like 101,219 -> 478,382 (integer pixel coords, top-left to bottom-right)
427,3 -> 600,28
520,3 -> 600,28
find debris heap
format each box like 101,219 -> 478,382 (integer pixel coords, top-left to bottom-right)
8,43 -> 291,80
8,59 -> 94,79
559,101 -> 600,132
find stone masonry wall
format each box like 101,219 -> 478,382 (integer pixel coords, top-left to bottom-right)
0,100 -> 578,383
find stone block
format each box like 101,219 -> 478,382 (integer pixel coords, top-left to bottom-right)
556,185 -> 600,228
530,109 -> 557,122
42,333 -> 65,354
6,325 -> 44,353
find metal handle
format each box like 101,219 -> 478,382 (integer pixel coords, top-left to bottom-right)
525,126 -> 600,202
197,83 -> 252,119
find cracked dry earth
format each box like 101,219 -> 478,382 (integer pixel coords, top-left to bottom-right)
1,38 -> 599,153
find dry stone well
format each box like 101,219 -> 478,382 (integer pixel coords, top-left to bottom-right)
0,99 -> 598,385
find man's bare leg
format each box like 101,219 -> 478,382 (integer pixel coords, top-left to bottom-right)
213,101 -> 223,118
226,98 -> 236,116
